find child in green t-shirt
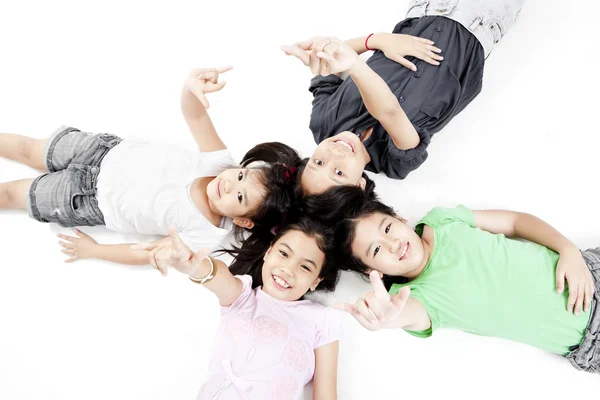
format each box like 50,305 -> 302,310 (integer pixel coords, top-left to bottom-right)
330,191 -> 599,373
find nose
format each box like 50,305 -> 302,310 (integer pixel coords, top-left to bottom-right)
280,263 -> 295,278
223,179 -> 232,194
329,146 -> 346,158
389,238 -> 401,254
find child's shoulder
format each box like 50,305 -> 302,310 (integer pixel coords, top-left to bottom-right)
418,205 -> 475,230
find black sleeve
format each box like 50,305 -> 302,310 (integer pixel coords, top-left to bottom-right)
380,126 -> 432,180
308,75 -> 344,142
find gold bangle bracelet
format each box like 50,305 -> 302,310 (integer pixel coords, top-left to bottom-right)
189,255 -> 218,285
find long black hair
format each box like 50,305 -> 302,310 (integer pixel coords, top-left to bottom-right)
223,214 -> 340,292
235,142 -> 304,238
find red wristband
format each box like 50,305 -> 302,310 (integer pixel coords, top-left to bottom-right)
365,33 -> 375,51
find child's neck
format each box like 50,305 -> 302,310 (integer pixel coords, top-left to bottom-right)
190,177 -> 224,228
404,228 -> 435,280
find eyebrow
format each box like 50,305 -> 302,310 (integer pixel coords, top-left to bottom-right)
366,217 -> 387,258
281,243 -> 318,269
243,170 -> 249,207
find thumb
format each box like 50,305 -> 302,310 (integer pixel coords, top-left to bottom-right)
556,266 -> 566,294
280,45 -> 310,66
207,81 -> 226,93
333,302 -> 355,315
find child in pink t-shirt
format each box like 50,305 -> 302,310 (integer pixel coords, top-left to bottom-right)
143,216 -> 343,400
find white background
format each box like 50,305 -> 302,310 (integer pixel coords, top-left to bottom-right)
0,0 -> 599,399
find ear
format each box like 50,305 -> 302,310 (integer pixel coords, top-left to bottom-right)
364,269 -> 383,279
310,277 -> 324,292
233,217 -> 255,230
358,177 -> 366,190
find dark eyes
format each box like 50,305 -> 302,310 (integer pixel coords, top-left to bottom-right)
314,159 -> 324,166
238,171 -> 243,181
279,250 -> 288,258
237,193 -> 243,203
373,224 -> 391,257
335,169 -> 343,176
301,265 -> 311,272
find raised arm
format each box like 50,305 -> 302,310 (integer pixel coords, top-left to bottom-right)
138,227 -> 243,307
180,67 -> 232,152
473,210 -> 595,314
57,230 -> 165,265
320,40 -> 421,150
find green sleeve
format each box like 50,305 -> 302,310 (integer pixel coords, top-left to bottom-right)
416,205 -> 475,235
389,283 -> 439,338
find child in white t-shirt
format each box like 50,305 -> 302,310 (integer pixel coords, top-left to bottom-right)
0,67 -> 303,266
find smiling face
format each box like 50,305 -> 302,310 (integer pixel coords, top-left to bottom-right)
351,212 -> 429,278
301,131 -> 371,194
261,229 -> 325,301
206,168 -> 266,220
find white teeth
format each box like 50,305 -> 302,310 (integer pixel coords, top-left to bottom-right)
400,244 -> 407,259
273,275 -> 290,288
335,140 -> 353,151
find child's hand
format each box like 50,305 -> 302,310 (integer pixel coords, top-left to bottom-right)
132,228 -> 209,277
57,229 -> 98,263
281,37 -> 360,76
374,33 -> 443,71
335,271 -> 410,331
183,67 -> 232,109
556,248 -> 595,315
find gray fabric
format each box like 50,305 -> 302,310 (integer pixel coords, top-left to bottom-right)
406,0 -> 526,58
566,247 -> 600,373
27,126 -> 122,227
309,16 -> 484,180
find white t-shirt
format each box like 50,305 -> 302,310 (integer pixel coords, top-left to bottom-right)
96,140 -> 235,252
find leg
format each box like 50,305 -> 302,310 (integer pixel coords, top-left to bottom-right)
0,179 -> 34,210
0,134 -> 48,171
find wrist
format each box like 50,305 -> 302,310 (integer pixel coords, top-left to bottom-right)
366,32 -> 387,51
87,243 -> 103,260
346,57 -> 368,75
188,257 -> 211,280
558,243 -> 580,256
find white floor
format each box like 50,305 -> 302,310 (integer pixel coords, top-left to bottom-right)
1,0 -> 598,399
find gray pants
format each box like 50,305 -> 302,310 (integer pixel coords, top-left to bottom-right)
566,247 -> 600,373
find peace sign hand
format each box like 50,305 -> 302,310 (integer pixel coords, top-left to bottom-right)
131,227 -> 209,277
335,271 -> 411,331
183,66 -> 232,109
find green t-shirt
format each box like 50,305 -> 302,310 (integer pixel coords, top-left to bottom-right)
389,206 -> 591,355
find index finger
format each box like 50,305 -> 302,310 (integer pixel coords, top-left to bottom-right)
216,66 -> 233,74
369,270 -> 390,302
280,45 -> 310,65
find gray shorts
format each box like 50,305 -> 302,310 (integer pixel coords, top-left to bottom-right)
27,126 -> 122,227
566,247 -> 600,373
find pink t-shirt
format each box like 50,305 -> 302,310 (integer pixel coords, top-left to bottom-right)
197,275 -> 343,400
